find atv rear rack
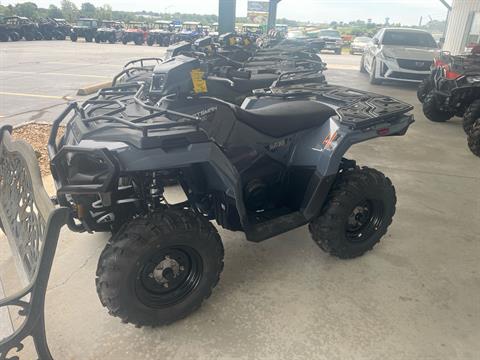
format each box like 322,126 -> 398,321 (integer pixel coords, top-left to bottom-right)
254,83 -> 414,129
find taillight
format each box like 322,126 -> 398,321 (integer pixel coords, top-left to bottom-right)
445,70 -> 461,80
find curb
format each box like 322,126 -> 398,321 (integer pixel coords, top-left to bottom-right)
77,81 -> 112,96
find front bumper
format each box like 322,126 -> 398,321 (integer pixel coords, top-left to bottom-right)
376,57 -> 430,83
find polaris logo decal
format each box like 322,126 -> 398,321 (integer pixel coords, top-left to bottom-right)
193,106 -> 218,119
267,138 -> 291,152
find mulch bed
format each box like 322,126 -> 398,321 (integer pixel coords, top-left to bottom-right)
11,123 -> 64,177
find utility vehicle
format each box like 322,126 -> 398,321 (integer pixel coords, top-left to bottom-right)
38,18 -> 66,40
122,21 -> 148,45
95,20 -> 124,43
147,20 -> 174,47
70,18 -> 98,42
0,21 -> 20,41
317,28 -> 343,55
3,16 -> 42,41
47,53 -> 413,325
174,21 -> 202,43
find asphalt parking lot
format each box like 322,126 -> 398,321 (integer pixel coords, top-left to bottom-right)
1,41 -> 479,359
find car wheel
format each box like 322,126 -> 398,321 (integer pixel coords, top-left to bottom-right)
360,54 -> 367,73
369,58 -> 382,85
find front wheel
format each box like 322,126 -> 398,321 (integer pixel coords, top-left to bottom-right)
96,209 -> 224,327
309,167 -> 396,259
463,99 -> 480,134
467,121 -> 480,157
417,77 -> 433,103
422,92 -> 454,122
70,33 -> 77,42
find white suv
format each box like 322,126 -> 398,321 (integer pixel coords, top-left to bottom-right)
361,28 -> 439,84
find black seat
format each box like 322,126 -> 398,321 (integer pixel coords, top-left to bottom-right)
234,100 -> 336,137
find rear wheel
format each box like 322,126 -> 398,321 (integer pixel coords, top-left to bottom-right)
147,36 -> 155,46
422,92 -> 454,122
34,31 -> 43,40
467,121 -> 480,157
309,167 -> 396,259
134,35 -> 144,45
25,33 -> 34,41
122,37 -> 128,45
10,32 -> 21,41
70,33 -> 77,42
96,209 -> 224,327
0,33 -> 8,42
85,34 -> 93,42
95,36 -> 101,43
109,34 -> 116,44
417,77 -> 433,103
463,99 -> 480,134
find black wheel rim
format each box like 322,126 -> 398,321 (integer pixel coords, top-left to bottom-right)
345,199 -> 385,243
135,246 -> 203,308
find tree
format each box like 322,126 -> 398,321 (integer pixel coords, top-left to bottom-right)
15,2 -> 38,19
47,5 -> 64,19
96,5 -> 112,20
81,2 -> 96,18
61,0 -> 79,22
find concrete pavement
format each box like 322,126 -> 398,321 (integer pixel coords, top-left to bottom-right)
0,41 -> 479,359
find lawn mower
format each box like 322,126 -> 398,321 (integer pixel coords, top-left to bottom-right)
46,49 -> 414,325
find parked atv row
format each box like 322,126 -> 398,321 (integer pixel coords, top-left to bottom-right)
0,15 -> 72,42
41,34 -> 414,328
418,49 -> 480,157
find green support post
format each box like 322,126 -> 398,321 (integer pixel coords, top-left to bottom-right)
218,0 -> 236,34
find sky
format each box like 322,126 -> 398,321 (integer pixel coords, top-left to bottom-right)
3,0 -> 450,25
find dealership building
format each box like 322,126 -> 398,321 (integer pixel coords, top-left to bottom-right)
443,0 -> 480,54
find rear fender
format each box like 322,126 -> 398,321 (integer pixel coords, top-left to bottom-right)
293,115 -> 414,219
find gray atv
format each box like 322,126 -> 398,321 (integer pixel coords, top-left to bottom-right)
47,77 -> 413,327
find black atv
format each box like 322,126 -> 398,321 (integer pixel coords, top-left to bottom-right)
70,18 -> 98,42
46,70 -> 413,326
3,16 -> 42,41
38,18 -> 67,40
113,38 -> 327,105
421,50 -> 480,134
95,20 -> 124,44
147,20 -> 174,47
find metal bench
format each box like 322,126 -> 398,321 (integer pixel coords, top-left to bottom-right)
0,126 -> 69,360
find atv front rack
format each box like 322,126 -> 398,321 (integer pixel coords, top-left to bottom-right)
48,84 -> 202,155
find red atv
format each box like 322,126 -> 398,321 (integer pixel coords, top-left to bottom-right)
122,21 -> 148,45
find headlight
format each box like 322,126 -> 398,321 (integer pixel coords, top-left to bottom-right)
382,53 -> 396,61
466,75 -> 480,83
151,73 -> 166,92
